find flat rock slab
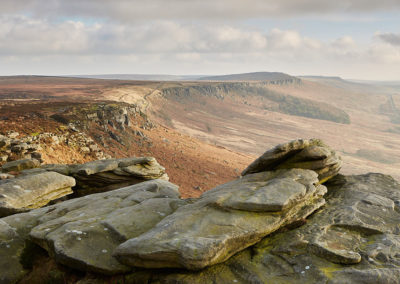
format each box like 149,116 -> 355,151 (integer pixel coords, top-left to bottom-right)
70,159 -> 120,176
0,172 -> 75,217
1,159 -> 40,173
242,139 -> 342,183
114,169 -> 327,270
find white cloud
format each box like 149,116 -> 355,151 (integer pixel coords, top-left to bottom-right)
0,13 -> 399,80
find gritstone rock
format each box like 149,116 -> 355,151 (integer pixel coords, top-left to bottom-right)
242,138 -> 342,183
0,171 -> 75,217
114,169 -> 327,270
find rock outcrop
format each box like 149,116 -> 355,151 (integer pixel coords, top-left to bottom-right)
242,138 -> 342,183
0,156 -> 168,216
0,180 -> 182,283
0,172 -> 75,217
134,173 -> 400,284
114,169 -> 326,270
45,157 -> 169,196
1,139 -> 399,284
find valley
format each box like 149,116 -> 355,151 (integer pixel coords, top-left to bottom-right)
1,73 -> 399,188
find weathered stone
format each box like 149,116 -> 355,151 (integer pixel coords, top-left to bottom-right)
80,146 -> 90,153
0,173 -> 14,180
123,173 -> 400,284
1,159 -> 41,173
114,169 -> 327,270
41,164 -> 72,175
66,157 -> 169,196
0,172 -> 75,217
242,139 -> 342,183
7,132 -> 19,139
0,138 -> 10,150
11,143 -> 29,153
26,180 -> 183,275
30,152 -> 42,160
0,208 -> 48,284
118,157 -> 167,180
19,168 -> 47,176
70,159 -> 119,176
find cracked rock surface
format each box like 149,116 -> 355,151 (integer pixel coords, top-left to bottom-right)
114,169 -> 327,270
0,179 -> 182,283
129,173 -> 400,284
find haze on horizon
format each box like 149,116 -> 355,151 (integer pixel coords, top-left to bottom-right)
0,0 -> 399,81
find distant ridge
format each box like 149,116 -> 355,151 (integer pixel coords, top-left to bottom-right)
199,72 -> 298,82
71,74 -> 203,81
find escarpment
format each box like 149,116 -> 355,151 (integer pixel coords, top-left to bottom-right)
1,139 -> 399,284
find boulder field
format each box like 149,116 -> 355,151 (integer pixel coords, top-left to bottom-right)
1,138 -> 399,284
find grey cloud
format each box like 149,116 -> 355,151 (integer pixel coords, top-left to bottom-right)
1,0 -> 400,21
0,16 -> 269,55
378,32 -> 400,46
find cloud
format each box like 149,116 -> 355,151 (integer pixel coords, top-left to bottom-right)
0,10 -> 399,80
0,16 -> 270,55
377,32 -> 400,46
0,15 -> 398,65
0,16 -> 96,55
1,0 -> 400,22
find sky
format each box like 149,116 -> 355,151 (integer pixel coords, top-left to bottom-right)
0,0 -> 399,80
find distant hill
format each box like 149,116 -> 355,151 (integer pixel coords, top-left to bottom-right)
71,74 -> 203,81
199,72 -> 299,82
300,75 -> 400,94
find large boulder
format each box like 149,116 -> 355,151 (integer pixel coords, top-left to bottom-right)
0,172 -> 75,217
242,138 -> 342,183
129,173 -> 400,284
114,168 -> 327,270
31,180 -> 181,275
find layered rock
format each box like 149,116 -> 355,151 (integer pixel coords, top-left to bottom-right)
2,139 -> 399,284
242,138 -> 342,183
0,180 -> 183,283
114,168 -> 327,270
1,158 -> 40,173
132,173 -> 400,284
0,171 -> 75,217
44,157 -> 169,196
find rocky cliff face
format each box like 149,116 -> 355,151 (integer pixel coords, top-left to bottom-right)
3,139 -> 398,284
160,82 -> 350,124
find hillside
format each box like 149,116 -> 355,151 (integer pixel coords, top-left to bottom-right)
199,71 -> 299,82
0,99 -> 252,198
0,75 -> 399,182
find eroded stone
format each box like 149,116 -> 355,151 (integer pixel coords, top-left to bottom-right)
26,180 -> 182,275
0,172 -> 75,217
242,139 -> 342,182
114,169 -> 327,270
